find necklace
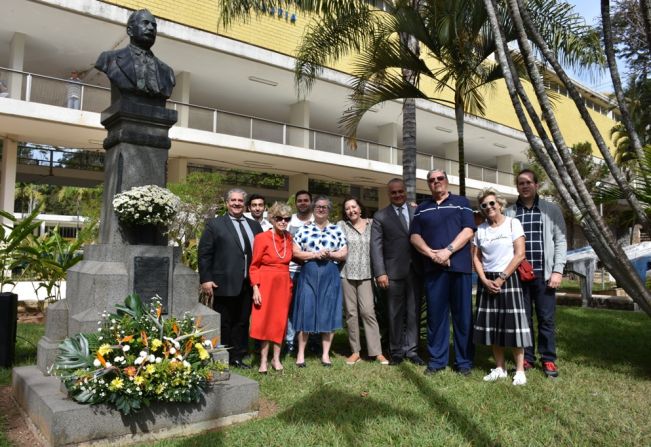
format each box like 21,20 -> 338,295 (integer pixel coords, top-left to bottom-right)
272,231 -> 287,259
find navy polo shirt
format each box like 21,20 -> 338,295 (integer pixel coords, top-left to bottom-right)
410,193 -> 476,274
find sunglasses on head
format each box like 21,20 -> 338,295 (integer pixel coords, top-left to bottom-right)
274,216 -> 291,222
428,175 -> 446,183
480,200 -> 497,209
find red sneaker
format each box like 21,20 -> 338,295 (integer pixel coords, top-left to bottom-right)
542,361 -> 559,378
523,360 -> 534,371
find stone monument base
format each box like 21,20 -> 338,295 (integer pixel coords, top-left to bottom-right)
13,366 -> 259,447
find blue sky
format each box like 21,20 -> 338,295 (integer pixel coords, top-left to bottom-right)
566,1 -> 615,93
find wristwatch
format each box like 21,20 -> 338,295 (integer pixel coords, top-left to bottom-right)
498,272 -> 507,280
446,244 -> 454,253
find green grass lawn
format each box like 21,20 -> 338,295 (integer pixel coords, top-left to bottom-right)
2,309 -> 650,446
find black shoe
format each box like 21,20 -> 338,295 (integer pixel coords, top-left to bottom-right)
407,355 -> 426,366
389,357 -> 404,366
424,366 -> 445,375
296,362 -> 307,368
321,360 -> 332,368
456,367 -> 472,377
229,359 -> 251,369
282,342 -> 296,356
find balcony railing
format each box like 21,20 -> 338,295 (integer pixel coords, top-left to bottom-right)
0,67 -> 514,186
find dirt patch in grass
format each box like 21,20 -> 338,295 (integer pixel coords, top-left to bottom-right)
0,386 -> 43,447
257,397 -> 279,419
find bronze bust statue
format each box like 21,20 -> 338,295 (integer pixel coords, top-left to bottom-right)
95,9 -> 175,105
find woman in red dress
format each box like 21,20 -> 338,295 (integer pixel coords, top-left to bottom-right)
249,202 -> 294,374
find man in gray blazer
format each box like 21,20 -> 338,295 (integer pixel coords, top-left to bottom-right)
371,178 -> 424,365
199,188 -> 263,368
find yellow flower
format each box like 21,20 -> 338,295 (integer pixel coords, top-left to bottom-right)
195,343 -> 209,361
109,377 -> 124,391
98,344 -> 113,357
145,364 -> 156,375
151,339 -> 162,351
134,376 -> 145,386
155,384 -> 166,395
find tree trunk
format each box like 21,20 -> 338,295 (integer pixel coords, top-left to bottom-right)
601,0 -> 645,162
489,0 -> 651,315
454,94 -> 466,196
516,0 -> 651,237
401,31 -> 419,204
639,0 -> 651,54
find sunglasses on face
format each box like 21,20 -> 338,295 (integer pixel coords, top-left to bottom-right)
428,175 -> 446,183
314,205 -> 329,211
480,200 -> 497,209
274,216 -> 291,222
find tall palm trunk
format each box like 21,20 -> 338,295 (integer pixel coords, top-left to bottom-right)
601,0 -> 645,163
639,0 -> 651,53
515,0 -> 651,237
483,0 -> 651,315
454,92 -> 466,196
401,31 -> 419,204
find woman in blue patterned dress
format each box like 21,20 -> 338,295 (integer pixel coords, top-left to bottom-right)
292,195 -> 348,367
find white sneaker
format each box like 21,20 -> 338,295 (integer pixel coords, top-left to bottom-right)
483,367 -> 508,382
512,371 -> 527,386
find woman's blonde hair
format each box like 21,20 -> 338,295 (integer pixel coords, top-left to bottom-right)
268,201 -> 292,219
477,187 -> 507,216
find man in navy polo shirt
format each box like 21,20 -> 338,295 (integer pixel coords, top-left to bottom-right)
410,169 -> 476,375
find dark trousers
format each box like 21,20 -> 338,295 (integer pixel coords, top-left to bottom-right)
386,269 -> 421,360
521,276 -> 557,363
425,271 -> 474,370
213,281 -> 252,362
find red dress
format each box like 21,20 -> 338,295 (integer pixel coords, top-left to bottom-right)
249,230 -> 293,344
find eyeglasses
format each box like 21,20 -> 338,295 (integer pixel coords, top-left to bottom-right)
480,200 -> 497,209
274,216 -> 291,222
428,175 -> 446,183
314,205 -> 329,211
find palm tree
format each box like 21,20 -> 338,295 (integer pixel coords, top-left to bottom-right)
340,0 -> 603,196
219,0 -> 424,202
482,0 -> 651,315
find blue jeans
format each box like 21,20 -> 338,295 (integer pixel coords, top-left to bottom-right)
521,275 -> 557,363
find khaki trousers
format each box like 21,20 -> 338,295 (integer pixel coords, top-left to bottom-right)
341,278 -> 382,357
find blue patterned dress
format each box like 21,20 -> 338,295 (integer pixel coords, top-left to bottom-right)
291,222 -> 347,333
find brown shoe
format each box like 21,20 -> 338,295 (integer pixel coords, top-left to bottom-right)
376,354 -> 390,365
346,353 -> 361,365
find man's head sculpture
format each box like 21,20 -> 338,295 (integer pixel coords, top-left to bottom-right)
127,9 -> 157,51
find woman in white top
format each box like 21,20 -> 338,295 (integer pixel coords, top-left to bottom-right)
472,188 -> 532,386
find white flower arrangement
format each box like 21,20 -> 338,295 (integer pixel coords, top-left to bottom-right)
112,185 -> 180,226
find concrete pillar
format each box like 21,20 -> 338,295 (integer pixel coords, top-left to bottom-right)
442,141 -> 459,175
378,123 -> 398,164
288,174 -> 309,197
496,154 -> 514,186
167,157 -> 188,183
288,101 -> 310,148
170,71 -> 191,127
8,33 -> 26,100
0,139 -> 17,222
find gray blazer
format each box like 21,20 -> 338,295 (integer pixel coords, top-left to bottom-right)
505,197 -> 567,281
370,204 -> 420,280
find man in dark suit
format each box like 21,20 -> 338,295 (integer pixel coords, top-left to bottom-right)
199,188 -> 263,369
95,9 -> 175,104
371,178 -> 424,366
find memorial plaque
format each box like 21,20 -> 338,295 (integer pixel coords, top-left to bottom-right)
134,256 -> 169,311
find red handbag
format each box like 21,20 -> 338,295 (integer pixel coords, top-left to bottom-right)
517,259 -> 536,281
510,218 -> 536,281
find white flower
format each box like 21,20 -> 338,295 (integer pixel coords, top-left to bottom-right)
122,345 -> 130,352
134,357 -> 144,365
105,362 -> 112,367
182,360 -> 191,369
139,351 -> 148,358
93,359 -> 101,367
155,357 -> 162,364
169,347 -> 177,355
203,340 -> 213,349
148,354 -> 156,363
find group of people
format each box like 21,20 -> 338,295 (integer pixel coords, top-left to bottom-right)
198,168 -> 566,385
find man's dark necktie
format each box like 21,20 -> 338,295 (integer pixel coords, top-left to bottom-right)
237,219 -> 252,258
396,206 -> 408,231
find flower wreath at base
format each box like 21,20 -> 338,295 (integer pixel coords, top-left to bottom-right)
53,294 -> 227,415
112,185 -> 180,226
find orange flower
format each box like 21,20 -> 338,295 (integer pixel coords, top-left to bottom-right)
124,366 -> 137,377
156,305 -> 162,319
121,335 -> 134,343
96,353 -> 107,367
172,322 -> 180,336
140,331 -> 148,347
